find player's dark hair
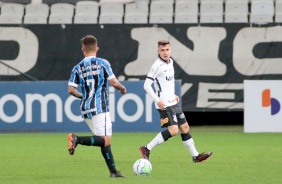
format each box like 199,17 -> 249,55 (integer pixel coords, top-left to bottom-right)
81,35 -> 97,52
158,40 -> 170,46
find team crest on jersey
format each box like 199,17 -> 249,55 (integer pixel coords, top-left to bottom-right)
160,117 -> 169,127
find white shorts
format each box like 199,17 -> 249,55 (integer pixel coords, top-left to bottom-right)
84,112 -> 112,136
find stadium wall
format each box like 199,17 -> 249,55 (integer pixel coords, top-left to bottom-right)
0,24 -> 281,127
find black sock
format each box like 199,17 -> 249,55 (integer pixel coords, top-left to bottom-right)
181,132 -> 192,141
77,136 -> 105,147
101,145 -> 117,173
161,129 -> 172,141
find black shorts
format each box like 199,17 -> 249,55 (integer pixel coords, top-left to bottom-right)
157,105 -> 187,128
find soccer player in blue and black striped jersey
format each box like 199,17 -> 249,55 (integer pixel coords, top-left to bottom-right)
67,35 -> 126,178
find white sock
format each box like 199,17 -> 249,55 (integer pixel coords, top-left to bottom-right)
146,133 -> 165,151
183,138 -> 199,157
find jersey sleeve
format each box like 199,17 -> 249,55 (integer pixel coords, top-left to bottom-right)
144,62 -> 161,103
144,78 -> 160,103
68,65 -> 79,88
101,59 -> 116,80
146,62 -> 160,80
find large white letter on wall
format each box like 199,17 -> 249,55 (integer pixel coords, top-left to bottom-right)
244,80 -> 282,132
0,27 -> 38,75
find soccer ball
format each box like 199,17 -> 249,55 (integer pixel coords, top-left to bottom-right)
133,158 -> 152,175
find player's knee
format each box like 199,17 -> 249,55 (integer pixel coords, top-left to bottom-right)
103,136 -> 112,146
168,125 -> 179,136
179,123 -> 189,133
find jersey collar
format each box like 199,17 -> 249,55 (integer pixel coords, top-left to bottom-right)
158,55 -> 170,64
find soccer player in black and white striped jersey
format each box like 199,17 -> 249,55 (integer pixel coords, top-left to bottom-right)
139,40 -> 212,163
67,35 -> 126,178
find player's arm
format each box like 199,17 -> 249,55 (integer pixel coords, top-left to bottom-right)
109,77 -> 126,95
144,78 -> 160,103
105,62 -> 126,95
68,86 -> 83,99
144,78 -> 166,110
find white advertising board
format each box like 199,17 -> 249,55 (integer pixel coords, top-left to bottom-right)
244,80 -> 282,132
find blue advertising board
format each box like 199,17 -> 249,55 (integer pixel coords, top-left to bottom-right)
0,80 -> 181,133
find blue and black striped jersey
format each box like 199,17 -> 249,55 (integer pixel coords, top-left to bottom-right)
68,56 -> 116,118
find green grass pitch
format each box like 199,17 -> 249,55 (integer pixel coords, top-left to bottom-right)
1,126 -> 281,184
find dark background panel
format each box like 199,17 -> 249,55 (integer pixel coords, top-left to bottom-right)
185,111 -> 243,126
